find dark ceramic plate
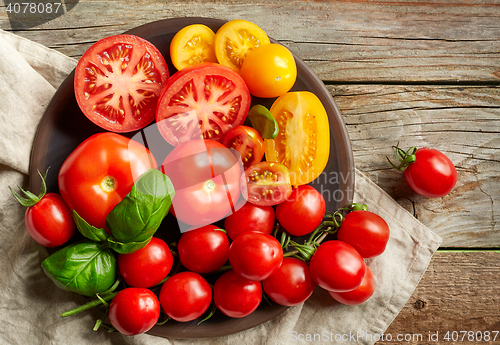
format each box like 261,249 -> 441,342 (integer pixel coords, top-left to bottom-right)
29,17 -> 354,339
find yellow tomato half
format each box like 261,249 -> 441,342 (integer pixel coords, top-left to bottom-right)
265,92 -> 330,186
170,24 -> 218,70
240,43 -> 297,98
214,19 -> 270,73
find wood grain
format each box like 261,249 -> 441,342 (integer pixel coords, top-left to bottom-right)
1,0 -> 499,83
329,84 -> 500,247
379,251 -> 500,345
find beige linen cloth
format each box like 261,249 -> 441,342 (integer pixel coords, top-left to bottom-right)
0,29 -> 442,345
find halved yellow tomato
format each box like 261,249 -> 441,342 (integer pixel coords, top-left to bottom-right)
264,92 -> 330,186
214,19 -> 270,73
170,24 -> 218,70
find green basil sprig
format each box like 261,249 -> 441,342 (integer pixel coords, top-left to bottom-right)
41,242 -> 117,297
106,168 -> 175,244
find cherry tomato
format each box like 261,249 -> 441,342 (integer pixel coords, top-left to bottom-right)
222,125 -> 265,170
214,19 -> 270,73
328,266 -> 375,305
276,185 -> 325,236
161,139 -> 241,227
405,148 -> 457,198
118,237 -> 173,288
178,224 -> 229,274
309,240 -> 366,292
240,43 -> 297,98
159,271 -> 212,322
228,231 -> 283,281
262,257 -> 315,306
156,63 -> 251,146
74,34 -> 169,133
240,161 -> 292,207
11,173 -> 75,248
336,210 -> 390,258
58,133 -> 157,230
108,287 -> 160,336
265,91 -> 330,186
170,24 -> 218,70
213,270 -> 262,318
224,201 -> 275,240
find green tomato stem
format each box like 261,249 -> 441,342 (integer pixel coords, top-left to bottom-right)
61,292 -> 117,317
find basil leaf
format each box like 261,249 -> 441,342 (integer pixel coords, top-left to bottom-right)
106,169 -> 175,243
107,236 -> 152,254
72,210 -> 109,242
41,242 -> 116,297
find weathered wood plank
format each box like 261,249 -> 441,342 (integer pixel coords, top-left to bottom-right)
378,251 -> 500,345
1,0 -> 499,83
329,84 -> 500,247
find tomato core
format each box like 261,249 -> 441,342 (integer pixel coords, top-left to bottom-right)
204,179 -> 216,192
101,176 -> 117,192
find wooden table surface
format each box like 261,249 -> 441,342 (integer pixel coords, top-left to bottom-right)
1,0 -> 499,343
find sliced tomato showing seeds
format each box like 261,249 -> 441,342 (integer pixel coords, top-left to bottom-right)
222,125 -> 265,170
241,161 -> 292,206
156,63 -> 251,146
74,34 -> 169,133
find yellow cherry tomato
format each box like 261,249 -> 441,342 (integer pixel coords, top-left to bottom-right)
265,92 -> 330,186
240,43 -> 297,98
214,19 -> 270,73
170,24 -> 218,70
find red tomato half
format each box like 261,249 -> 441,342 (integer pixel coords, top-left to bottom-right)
58,132 -> 157,230
241,161 -> 292,206
276,185 -> 325,236
222,125 -> 265,170
156,63 -> 251,146
404,147 -> 457,198
328,266 -> 375,305
74,34 -> 169,132
161,139 -> 241,227
337,210 -> 390,258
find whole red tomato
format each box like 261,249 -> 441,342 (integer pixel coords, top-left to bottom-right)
108,287 -> 160,336
159,271 -> 212,322
276,185 -> 325,236
228,231 -> 283,281
161,139 -> 241,227
11,171 -> 75,247
309,240 -> 366,292
213,270 -> 262,318
222,125 -> 265,170
178,224 -> 229,273
224,201 -> 275,240
58,132 -> 157,229
263,257 -> 315,306
329,266 -> 375,305
118,237 -> 173,288
404,148 -> 457,198
388,145 -> 457,198
336,210 -> 390,258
